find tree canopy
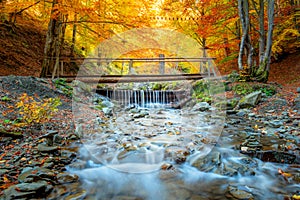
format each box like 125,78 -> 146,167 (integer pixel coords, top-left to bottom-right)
0,0 -> 299,81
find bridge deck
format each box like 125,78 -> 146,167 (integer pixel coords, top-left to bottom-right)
55,73 -> 212,83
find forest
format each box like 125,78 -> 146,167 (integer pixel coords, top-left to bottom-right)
0,0 -> 299,79
0,0 -> 300,199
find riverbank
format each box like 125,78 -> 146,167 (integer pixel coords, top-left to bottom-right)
0,75 -> 299,199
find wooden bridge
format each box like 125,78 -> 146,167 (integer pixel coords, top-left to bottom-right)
49,55 -> 217,83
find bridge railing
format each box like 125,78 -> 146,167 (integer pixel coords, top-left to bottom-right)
50,55 -> 216,79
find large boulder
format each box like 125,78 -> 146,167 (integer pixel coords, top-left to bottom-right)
238,91 -> 262,109
192,102 -> 211,112
72,80 -> 91,93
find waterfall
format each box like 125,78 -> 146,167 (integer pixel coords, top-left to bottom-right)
140,90 -> 145,108
95,89 -> 188,108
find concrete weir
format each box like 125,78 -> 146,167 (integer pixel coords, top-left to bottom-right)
95,89 -> 190,108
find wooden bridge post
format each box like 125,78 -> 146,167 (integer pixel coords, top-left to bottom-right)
129,59 -> 133,74
200,47 -> 208,74
60,61 -> 64,75
121,61 -> 125,75
159,54 -> 165,74
97,50 -> 102,68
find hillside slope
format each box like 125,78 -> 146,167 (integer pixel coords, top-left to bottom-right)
269,51 -> 300,89
0,16 -> 46,77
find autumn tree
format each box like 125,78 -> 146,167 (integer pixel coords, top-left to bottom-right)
40,0 -> 156,77
237,0 -> 275,82
157,0 -> 239,71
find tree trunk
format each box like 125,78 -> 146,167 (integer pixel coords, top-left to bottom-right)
52,19 -> 63,79
238,0 -> 254,75
258,0 -> 265,63
255,0 -> 275,82
238,0 -> 275,82
60,14 -> 68,48
223,37 -> 231,57
70,13 -> 77,57
40,0 -> 61,78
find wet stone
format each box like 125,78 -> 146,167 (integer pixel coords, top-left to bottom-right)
3,185 -> 35,199
53,134 -> 63,144
110,196 -> 142,200
0,169 -> 8,176
269,120 -> 284,128
15,181 -> 48,192
68,160 -> 87,170
236,110 -> 246,117
240,135 -> 262,151
189,194 -> 208,200
18,167 -> 56,183
238,91 -> 261,109
43,162 -> 55,168
192,102 -> 210,112
167,186 -> 191,200
57,172 -> 79,184
64,190 -> 87,200
37,143 -> 58,153
133,110 -> 149,118
226,186 -> 254,200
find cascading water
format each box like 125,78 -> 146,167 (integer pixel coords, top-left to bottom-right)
96,89 -> 187,108
68,85 -> 299,200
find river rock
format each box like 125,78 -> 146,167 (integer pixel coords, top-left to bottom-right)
3,185 -> 35,199
15,181 -> 48,192
72,80 -> 91,93
297,87 -> 300,93
101,100 -> 114,108
240,135 -> 262,151
133,110 -> 149,118
102,107 -> 113,116
0,169 -> 8,176
238,91 -> 262,109
226,185 -> 254,200
53,134 -> 63,144
192,102 -> 211,112
192,151 -> 221,171
189,195 -> 208,200
236,110 -> 247,117
165,147 -> 189,164
57,172 -> 79,184
3,181 -> 50,199
166,183 -> 191,200
294,96 -> 300,110
68,160 -> 87,170
37,143 -> 58,152
269,120 -> 284,128
64,190 -> 87,200
18,167 -> 56,183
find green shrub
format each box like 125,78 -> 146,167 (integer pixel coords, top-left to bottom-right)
1,96 -> 11,101
232,83 -> 254,95
54,78 -> 73,97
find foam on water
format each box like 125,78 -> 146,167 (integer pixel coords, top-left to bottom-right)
69,165 -> 166,200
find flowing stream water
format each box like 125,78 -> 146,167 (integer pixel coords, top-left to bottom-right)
68,89 -> 300,200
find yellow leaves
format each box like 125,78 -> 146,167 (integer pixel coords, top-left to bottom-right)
3,175 -> 9,183
293,194 -> 300,200
278,168 -> 293,182
15,93 -> 62,125
20,157 -> 27,161
272,29 -> 300,58
278,168 -> 292,177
